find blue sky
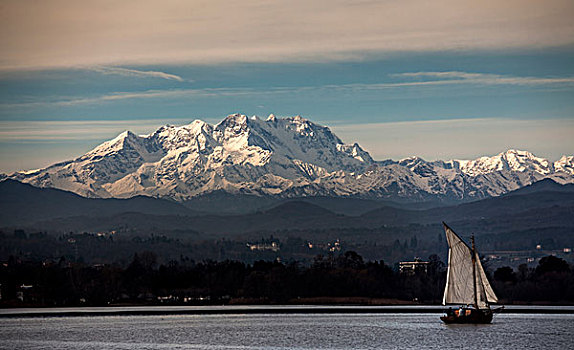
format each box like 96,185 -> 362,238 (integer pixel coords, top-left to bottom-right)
1,1 -> 573,172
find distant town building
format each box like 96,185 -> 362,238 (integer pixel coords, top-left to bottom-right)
399,258 -> 430,275
247,242 -> 280,252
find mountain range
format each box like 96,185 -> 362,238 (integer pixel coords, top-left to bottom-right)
4,114 -> 574,203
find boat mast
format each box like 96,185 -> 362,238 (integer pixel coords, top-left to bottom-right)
471,235 -> 478,309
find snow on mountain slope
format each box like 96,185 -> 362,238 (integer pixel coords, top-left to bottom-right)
555,155 -> 574,175
395,150 -> 573,198
11,114 -> 374,200
10,130 -> 166,198
455,149 -> 553,176
8,114 -> 574,202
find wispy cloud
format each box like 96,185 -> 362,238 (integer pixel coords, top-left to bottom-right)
392,71 -> 574,86
2,71 -> 573,109
1,0 -> 573,70
89,66 -> 185,82
0,87 -> 290,109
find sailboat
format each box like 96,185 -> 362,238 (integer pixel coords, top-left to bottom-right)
440,222 -> 501,324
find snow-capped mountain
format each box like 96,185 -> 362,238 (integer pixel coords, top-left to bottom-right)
7,114 -> 574,202
455,150 -> 554,176
392,150 -> 573,199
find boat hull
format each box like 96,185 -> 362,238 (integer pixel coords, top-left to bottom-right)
441,309 -> 493,324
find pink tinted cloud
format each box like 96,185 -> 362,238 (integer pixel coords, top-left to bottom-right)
1,0 -> 573,70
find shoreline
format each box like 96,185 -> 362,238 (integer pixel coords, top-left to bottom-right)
1,305 -> 574,318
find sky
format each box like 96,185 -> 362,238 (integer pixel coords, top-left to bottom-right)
1,0 -> 573,172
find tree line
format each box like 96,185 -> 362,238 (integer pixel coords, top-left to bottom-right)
491,255 -> 573,303
0,252 -> 572,307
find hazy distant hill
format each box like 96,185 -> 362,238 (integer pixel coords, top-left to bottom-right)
503,177 -> 574,196
2,178 -> 572,250
0,179 -> 195,227
360,179 -> 574,229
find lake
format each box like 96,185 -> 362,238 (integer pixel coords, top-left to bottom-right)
1,310 -> 573,349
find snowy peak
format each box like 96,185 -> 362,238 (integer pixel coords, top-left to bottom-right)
398,156 -> 426,169
337,143 -> 373,163
555,155 -> 574,175
10,114 -> 376,200
150,120 -> 216,154
397,156 -> 439,177
89,130 -> 139,155
456,149 -> 553,176
215,113 -> 249,136
86,129 -> 165,165
209,113 -> 373,172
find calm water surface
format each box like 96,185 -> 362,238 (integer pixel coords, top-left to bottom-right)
1,313 -> 573,350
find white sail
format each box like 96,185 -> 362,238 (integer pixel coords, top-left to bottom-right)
476,251 -> 498,304
442,223 -> 498,309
